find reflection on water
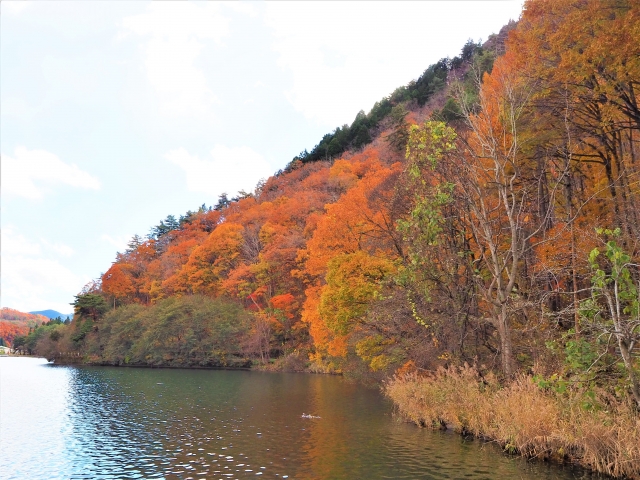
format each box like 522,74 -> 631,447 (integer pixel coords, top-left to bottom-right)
1,357 -> 603,479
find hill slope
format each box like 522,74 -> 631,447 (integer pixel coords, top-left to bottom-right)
0,308 -> 49,347
0,308 -> 48,326
24,0 -> 640,402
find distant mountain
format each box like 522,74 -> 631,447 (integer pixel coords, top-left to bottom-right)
0,308 -> 71,347
29,309 -> 73,320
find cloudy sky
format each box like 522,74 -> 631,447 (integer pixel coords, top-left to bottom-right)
1,1 -> 524,314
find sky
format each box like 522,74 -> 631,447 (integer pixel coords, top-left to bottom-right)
1,0 -> 525,314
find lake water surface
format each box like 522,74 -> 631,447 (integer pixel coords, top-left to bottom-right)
1,357 -> 603,479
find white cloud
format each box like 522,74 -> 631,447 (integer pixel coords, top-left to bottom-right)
1,256 -> 83,313
265,1 -> 524,127
144,36 -> 218,115
2,1 -> 31,16
166,145 -> 272,197
120,3 -> 230,40
41,239 -> 74,257
224,2 -> 259,18
2,147 -> 100,200
2,97 -> 38,122
2,225 -> 41,256
119,2 -> 231,115
1,227 -> 75,259
1,226 -> 85,313
101,234 -> 131,254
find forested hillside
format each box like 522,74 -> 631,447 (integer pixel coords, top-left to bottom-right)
21,21 -> 509,369
25,0 -> 639,377
0,308 -> 48,347
0,308 -> 48,325
20,2 -> 640,473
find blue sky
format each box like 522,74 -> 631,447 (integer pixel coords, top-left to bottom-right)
1,0 -> 524,313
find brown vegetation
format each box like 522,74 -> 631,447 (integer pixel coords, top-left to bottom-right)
387,366 -> 640,479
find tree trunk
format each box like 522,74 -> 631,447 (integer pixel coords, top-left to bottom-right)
497,304 -> 514,378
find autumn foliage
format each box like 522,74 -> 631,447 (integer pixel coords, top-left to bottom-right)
0,321 -> 29,347
0,308 -> 50,347
29,0 -> 640,409
0,308 -> 48,326
16,3 -> 640,477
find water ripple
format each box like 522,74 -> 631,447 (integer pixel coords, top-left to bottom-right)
1,358 -> 604,480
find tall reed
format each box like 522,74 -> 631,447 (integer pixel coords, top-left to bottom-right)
385,365 -> 640,479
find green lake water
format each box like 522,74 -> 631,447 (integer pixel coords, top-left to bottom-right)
0,357 -> 604,479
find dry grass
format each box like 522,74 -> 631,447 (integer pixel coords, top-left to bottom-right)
386,365 -> 640,479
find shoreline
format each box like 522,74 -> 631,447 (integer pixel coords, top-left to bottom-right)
46,355 -> 329,375
4,354 -> 343,377
386,368 -> 639,479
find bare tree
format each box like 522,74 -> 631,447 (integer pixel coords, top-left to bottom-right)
451,59 -> 554,377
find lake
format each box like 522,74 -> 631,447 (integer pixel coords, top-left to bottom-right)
0,357 -> 602,479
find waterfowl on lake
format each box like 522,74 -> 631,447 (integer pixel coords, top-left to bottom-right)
301,413 -> 321,419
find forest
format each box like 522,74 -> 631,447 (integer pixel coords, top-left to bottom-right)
18,0 -> 640,476
0,308 -> 49,347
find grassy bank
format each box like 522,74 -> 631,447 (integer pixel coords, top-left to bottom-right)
386,366 -> 640,479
